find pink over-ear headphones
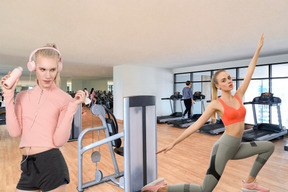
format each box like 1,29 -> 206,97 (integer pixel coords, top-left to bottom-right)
27,47 -> 63,72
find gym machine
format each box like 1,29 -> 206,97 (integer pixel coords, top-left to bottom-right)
157,92 -> 183,123
242,93 -> 287,142
77,95 -> 157,192
69,105 -> 82,141
0,107 -> 6,125
198,97 -> 225,135
199,119 -> 225,135
168,92 -> 206,128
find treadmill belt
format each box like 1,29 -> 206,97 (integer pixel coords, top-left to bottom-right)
200,123 -> 224,132
167,119 -> 188,125
243,130 -> 270,140
242,129 -> 285,141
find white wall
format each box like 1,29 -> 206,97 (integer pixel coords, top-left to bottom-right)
12,76 -> 111,93
113,65 -> 173,120
173,54 -> 288,73
60,78 -> 68,91
59,77 -> 112,93
83,78 -> 112,92
71,79 -> 83,92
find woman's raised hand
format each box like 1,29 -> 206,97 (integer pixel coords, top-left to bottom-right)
72,90 -> 86,105
0,72 -> 19,94
258,33 -> 264,49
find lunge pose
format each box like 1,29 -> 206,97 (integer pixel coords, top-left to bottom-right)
142,34 -> 274,192
1,44 -> 85,192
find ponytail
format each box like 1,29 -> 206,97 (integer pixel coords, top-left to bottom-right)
211,78 -> 218,120
211,69 -> 225,120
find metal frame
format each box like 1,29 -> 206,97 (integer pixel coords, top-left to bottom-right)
69,105 -> 82,141
78,95 -> 157,192
124,95 -> 157,192
77,105 -> 124,192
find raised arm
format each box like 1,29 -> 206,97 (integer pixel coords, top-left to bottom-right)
156,101 -> 217,154
53,90 -> 85,147
236,34 -> 264,99
1,73 -> 22,137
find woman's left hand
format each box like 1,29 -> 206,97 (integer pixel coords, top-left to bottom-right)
72,90 -> 85,105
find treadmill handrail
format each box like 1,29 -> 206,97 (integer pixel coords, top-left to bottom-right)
244,101 -> 280,106
252,96 -> 281,105
161,98 -> 171,100
244,96 -> 283,130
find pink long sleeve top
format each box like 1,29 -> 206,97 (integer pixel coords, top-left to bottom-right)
3,82 -> 79,148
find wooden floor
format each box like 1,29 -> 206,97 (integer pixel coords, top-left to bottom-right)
1,107 -> 288,192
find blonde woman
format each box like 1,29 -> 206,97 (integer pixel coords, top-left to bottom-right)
1,44 -> 85,192
142,34 -> 274,192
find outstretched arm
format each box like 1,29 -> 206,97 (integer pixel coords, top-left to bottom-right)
236,34 -> 264,99
156,101 -> 217,154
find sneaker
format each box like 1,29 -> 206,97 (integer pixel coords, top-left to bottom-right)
141,178 -> 167,192
242,180 -> 270,192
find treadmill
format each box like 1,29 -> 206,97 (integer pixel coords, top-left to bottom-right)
242,92 -> 287,142
168,92 -> 206,128
157,92 -> 183,123
0,107 -> 6,125
198,96 -> 225,135
199,119 -> 225,135
0,92 -> 6,125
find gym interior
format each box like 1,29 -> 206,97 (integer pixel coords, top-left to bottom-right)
1,1 -> 288,192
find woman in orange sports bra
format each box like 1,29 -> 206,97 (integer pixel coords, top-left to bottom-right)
142,34 -> 274,192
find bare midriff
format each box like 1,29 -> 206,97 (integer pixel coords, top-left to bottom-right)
22,146 -> 54,155
224,121 -> 245,138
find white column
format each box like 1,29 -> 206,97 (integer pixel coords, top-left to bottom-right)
113,65 -> 173,120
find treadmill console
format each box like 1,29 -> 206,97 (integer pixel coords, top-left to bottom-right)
193,92 -> 205,100
170,92 -> 183,100
253,92 -> 281,105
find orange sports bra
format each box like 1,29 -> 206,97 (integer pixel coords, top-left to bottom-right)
218,95 -> 246,126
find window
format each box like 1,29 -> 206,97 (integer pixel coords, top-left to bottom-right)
239,65 -> 268,79
225,69 -> 236,79
241,80 -> 269,124
192,72 -> 210,81
272,79 -> 288,127
175,73 -> 190,82
272,64 -> 288,78
175,83 -> 186,93
67,81 -> 72,92
212,69 -> 236,79
174,62 -> 288,125
108,81 -> 114,93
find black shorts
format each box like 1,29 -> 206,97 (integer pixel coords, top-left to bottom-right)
16,148 -> 70,191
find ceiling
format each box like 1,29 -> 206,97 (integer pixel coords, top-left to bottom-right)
1,1 -> 288,79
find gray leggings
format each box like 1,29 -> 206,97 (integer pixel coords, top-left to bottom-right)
168,133 -> 274,192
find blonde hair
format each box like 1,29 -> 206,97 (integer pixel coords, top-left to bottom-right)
210,69 -> 225,119
35,43 -> 61,87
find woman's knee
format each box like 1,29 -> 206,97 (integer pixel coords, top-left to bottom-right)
265,141 -> 275,153
260,141 -> 275,157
